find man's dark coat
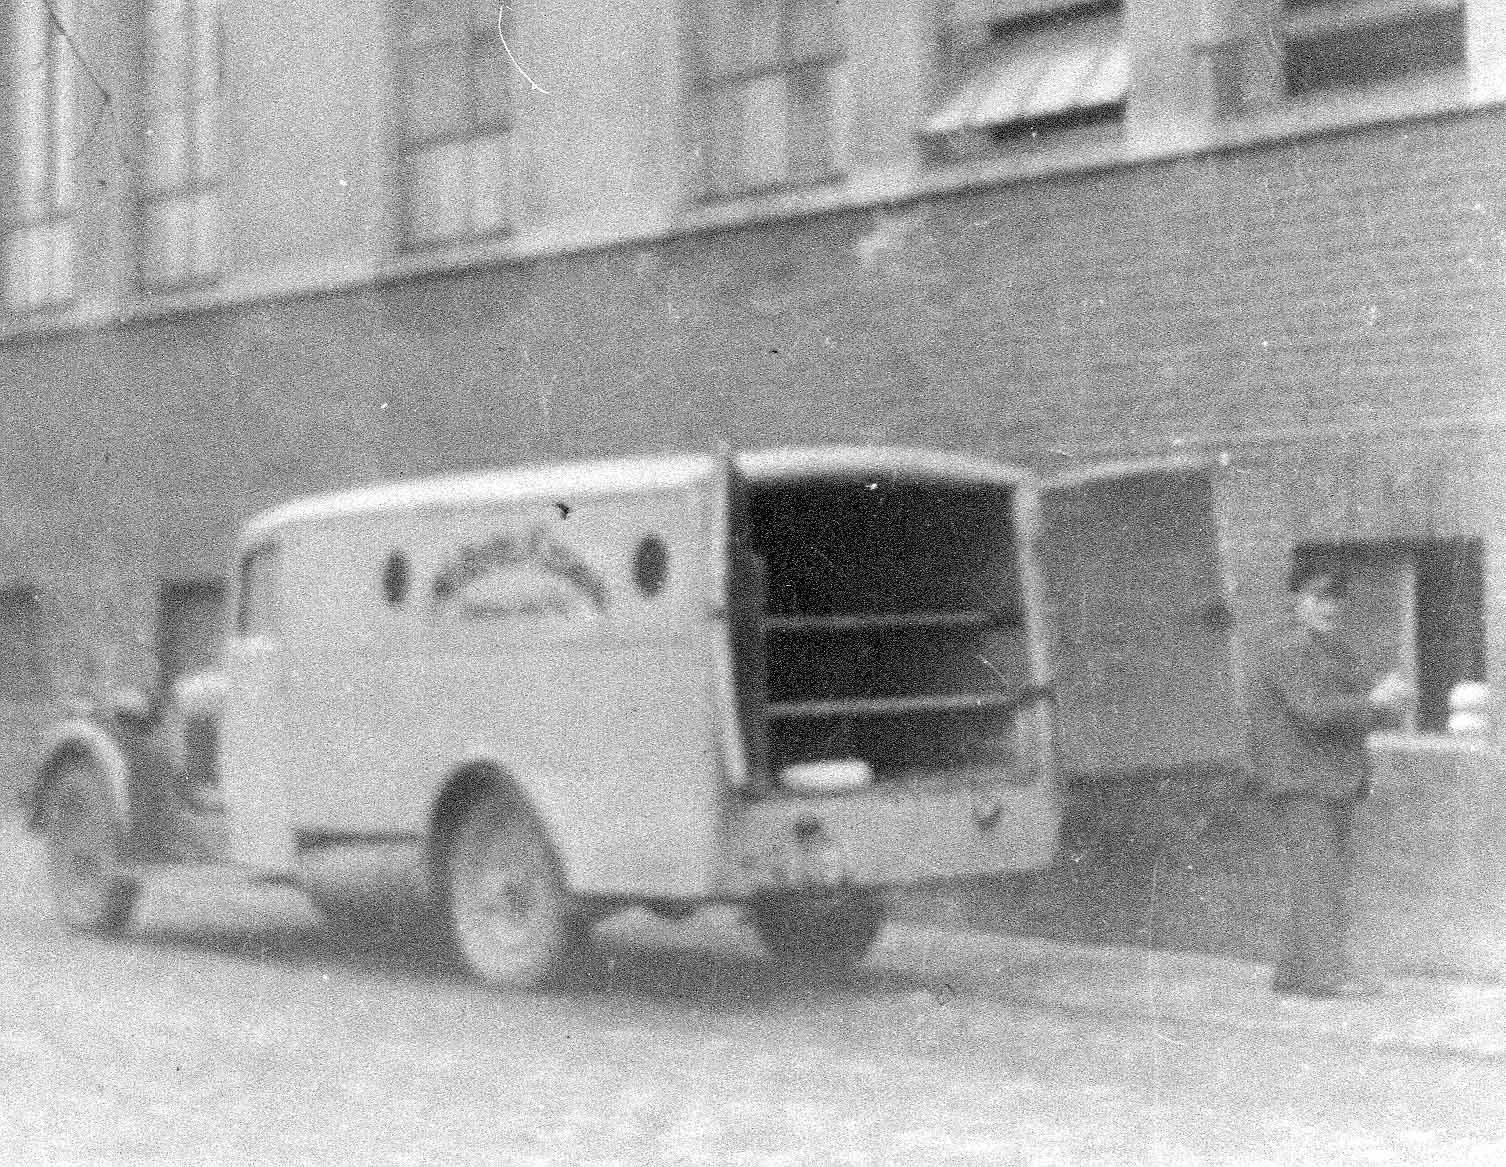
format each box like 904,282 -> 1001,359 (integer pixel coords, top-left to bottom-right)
1247,627 -> 1389,801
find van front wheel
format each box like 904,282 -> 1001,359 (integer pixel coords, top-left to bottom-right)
40,760 -> 139,934
751,890 -> 886,974
442,788 -> 570,990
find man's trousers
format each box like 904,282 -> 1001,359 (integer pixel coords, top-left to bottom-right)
1273,794 -> 1359,989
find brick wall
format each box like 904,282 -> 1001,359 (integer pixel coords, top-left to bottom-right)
3,111 -> 1503,538
4,108 -> 1505,972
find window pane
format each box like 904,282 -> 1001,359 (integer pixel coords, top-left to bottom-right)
193,0 -> 221,179
51,24 -> 77,212
12,9 -> 51,213
403,37 -> 471,144
1284,6 -> 1466,96
952,0 -> 1100,22
472,40 -> 513,131
145,1 -> 188,188
147,0 -> 189,73
786,0 -> 841,62
1416,541 -> 1485,733
727,73 -> 790,192
694,0 -> 783,80
143,197 -> 192,286
404,0 -> 460,42
4,232 -> 32,308
144,103 -> 190,192
471,134 -> 511,236
399,4 -> 514,242
467,0 -> 502,33
786,63 -> 837,183
6,222 -> 74,309
1023,35 -> 1122,119
406,140 -> 473,244
928,6 -> 1125,135
46,220 -> 75,303
188,190 -> 221,280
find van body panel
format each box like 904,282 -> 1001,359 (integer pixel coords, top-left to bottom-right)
279,635 -> 723,895
720,770 -> 1057,895
213,447 -> 1066,900
235,468 -> 732,897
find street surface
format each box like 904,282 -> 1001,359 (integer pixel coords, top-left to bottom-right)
1,830 -> 1502,1165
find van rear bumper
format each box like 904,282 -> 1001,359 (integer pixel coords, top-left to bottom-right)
717,769 -> 1059,898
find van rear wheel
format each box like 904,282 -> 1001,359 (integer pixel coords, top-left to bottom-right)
442,788 -> 570,990
40,760 -> 139,934
751,890 -> 886,974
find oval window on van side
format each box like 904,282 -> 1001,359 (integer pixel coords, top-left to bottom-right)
634,535 -> 670,597
235,543 -> 282,636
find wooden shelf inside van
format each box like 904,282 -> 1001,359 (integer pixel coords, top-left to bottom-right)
767,691 -> 1025,721
763,610 -> 1007,635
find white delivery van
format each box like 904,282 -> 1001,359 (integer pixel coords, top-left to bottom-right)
25,447 -> 1239,989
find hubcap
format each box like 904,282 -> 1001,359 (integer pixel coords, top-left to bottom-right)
472,840 -> 535,928
446,796 -> 567,987
455,827 -> 541,958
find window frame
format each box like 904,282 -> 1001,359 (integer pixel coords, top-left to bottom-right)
927,0 -> 1126,161
687,0 -> 849,201
137,0 -> 224,292
393,0 -> 515,250
1277,0 -> 1469,100
4,0 -> 78,313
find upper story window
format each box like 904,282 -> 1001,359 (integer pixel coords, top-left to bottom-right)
4,0 -> 77,312
140,0 -> 222,291
396,0 -> 513,249
688,0 -> 847,199
1281,0 -> 1467,98
926,0 -> 1126,157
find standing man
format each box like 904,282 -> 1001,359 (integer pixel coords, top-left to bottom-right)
1249,562 -> 1411,999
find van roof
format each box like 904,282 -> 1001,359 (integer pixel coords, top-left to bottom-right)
241,446 -> 1028,542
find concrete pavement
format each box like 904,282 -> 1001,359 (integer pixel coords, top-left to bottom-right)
8,813 -> 1505,1064
876,921 -> 1506,1063
608,908 -> 1506,1064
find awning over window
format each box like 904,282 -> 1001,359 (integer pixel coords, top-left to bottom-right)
925,19 -> 1128,135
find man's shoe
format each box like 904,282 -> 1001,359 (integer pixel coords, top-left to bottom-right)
1304,977 -> 1383,999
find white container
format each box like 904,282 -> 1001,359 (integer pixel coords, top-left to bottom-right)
777,758 -> 874,794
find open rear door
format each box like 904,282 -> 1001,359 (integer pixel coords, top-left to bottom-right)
709,448 -> 769,790
1038,459 -> 1241,779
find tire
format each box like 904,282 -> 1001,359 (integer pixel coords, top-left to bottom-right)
751,890 -> 887,975
441,787 -> 571,990
40,760 -> 140,935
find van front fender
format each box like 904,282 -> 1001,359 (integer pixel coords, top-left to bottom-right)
24,720 -> 133,834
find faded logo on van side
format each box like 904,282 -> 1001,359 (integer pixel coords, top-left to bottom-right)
430,528 -> 609,622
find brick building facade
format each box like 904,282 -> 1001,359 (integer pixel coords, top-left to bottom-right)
3,0 -> 1505,971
